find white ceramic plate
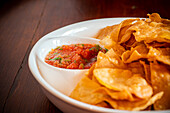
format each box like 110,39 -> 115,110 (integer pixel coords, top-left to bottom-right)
28,18 -> 169,113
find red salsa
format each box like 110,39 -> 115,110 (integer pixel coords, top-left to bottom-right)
45,44 -> 107,69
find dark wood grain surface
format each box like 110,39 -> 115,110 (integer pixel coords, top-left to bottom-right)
0,0 -> 169,113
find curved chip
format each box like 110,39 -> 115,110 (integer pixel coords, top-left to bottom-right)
95,24 -> 118,40
121,42 -> 149,63
93,87 -> 139,101
70,76 -> 104,104
104,92 -> 163,111
93,68 -> 153,99
95,52 -> 116,68
148,47 -> 170,65
150,62 -> 170,110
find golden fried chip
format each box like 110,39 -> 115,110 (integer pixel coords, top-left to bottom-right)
132,21 -> 170,43
148,47 -> 170,65
110,19 -> 139,43
95,50 -> 125,68
99,19 -> 139,50
147,13 -> 170,24
93,87 -> 138,101
122,42 -> 149,63
120,35 -> 137,50
140,61 -> 151,84
70,76 -> 104,104
95,52 -> 116,68
145,41 -> 170,48
85,63 -> 95,79
118,25 -> 133,42
127,61 -> 145,76
93,68 -> 132,90
95,101 -> 111,108
104,92 -> 163,111
150,62 -> 170,110
147,13 -> 162,23
99,36 -> 126,57
104,49 -> 125,67
93,68 -> 153,99
95,24 -> 118,40
99,35 -> 115,49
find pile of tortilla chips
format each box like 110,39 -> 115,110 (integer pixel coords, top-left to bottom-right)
70,13 -> 170,111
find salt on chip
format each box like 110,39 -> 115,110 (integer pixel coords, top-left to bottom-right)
100,36 -> 125,56
150,62 -> 170,110
95,50 -> 125,68
125,74 -> 153,99
95,52 -> 116,68
132,20 -> 170,43
148,47 -> 170,65
104,49 -> 125,68
127,61 -> 145,76
93,68 -> 153,99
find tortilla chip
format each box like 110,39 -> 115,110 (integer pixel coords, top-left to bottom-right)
105,49 -> 125,68
132,21 -> 170,43
146,41 -> 170,48
99,19 -> 139,47
147,13 -> 162,23
93,87 -> 138,101
140,61 -> 151,84
95,101 -> 111,108
104,92 -> 163,111
150,62 -> 170,110
85,63 -> 96,79
93,68 -> 153,99
70,76 -> 104,104
95,24 -> 118,40
127,61 -> 145,76
147,13 -> 170,24
148,47 -> 170,65
95,52 -> 116,68
99,35 -> 115,49
122,42 -> 149,63
120,35 -> 137,50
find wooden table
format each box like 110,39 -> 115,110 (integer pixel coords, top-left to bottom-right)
0,0 -> 169,113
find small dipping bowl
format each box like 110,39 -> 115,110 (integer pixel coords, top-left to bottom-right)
35,36 -> 101,95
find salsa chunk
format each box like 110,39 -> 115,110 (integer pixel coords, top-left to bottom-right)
45,44 -> 107,69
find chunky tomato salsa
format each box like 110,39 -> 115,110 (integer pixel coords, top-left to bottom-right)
45,44 -> 107,69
